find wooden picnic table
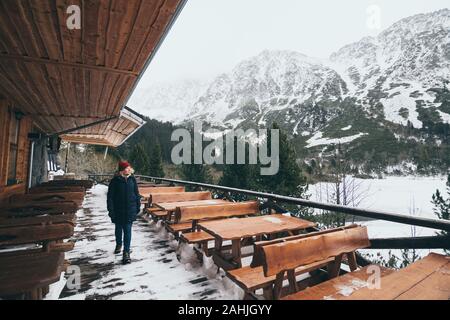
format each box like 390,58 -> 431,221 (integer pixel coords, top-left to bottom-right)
341,253 -> 449,300
153,199 -> 230,220
198,214 -> 316,268
283,252 -> 449,300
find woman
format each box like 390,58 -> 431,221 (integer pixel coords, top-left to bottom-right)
107,161 -> 141,264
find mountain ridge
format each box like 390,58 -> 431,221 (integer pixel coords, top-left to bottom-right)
128,8 -> 450,174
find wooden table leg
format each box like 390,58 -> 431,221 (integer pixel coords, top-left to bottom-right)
327,254 -> 343,278
231,239 -> 242,268
214,237 -> 223,253
263,286 -> 273,300
346,252 -> 358,271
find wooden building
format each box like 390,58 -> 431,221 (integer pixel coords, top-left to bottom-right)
0,0 -> 187,203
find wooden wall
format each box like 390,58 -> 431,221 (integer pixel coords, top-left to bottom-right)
0,99 -> 33,204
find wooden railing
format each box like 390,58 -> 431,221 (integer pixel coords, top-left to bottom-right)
87,174 -> 450,251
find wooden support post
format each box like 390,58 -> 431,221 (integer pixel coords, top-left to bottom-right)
287,269 -> 299,294
214,238 -> 223,252
201,241 -> 210,257
262,286 -> 273,300
327,254 -> 343,278
273,272 -> 285,300
346,251 -> 358,271
231,239 -> 242,268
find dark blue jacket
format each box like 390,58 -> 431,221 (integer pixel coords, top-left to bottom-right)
107,174 -> 141,224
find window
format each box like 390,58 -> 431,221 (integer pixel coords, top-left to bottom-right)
7,110 -> 21,186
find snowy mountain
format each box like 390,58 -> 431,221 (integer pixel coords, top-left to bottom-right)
329,8 -> 450,128
129,9 -> 450,172
130,79 -> 208,123
186,9 -> 450,132
187,50 -> 348,130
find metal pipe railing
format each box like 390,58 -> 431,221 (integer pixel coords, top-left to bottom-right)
88,174 -> 450,233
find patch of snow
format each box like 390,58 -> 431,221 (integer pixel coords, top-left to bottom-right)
59,185 -> 239,300
334,279 -> 368,297
44,273 -> 67,300
341,125 -> 352,131
262,216 -> 283,224
306,132 -> 367,148
437,109 -> 450,123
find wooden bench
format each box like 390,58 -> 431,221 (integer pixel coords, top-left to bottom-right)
9,192 -> 85,207
177,201 -> 260,251
139,186 -> 186,203
149,191 -> 211,205
146,191 -> 212,219
226,225 -> 359,299
29,185 -> 86,194
0,221 -> 74,246
0,213 -> 76,228
198,215 -> 317,269
139,186 -> 185,194
283,253 -> 450,300
282,265 -> 395,300
136,181 -> 170,187
40,179 -> 93,189
340,253 -> 449,300
256,225 -> 370,299
0,251 -> 66,299
152,199 -> 230,223
0,201 -> 79,218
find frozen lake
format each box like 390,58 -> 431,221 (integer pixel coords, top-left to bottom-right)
309,175 -> 449,262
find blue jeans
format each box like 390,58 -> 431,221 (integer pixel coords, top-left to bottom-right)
115,223 -> 132,253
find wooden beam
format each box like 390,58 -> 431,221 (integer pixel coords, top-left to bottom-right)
0,53 -> 139,77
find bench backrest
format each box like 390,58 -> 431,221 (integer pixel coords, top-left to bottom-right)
149,191 -> 211,204
9,192 -> 85,205
261,226 -> 370,277
41,180 -> 94,189
175,201 -> 259,223
29,186 -> 86,194
136,180 -> 170,184
0,223 -> 74,246
251,224 -> 359,267
139,186 -> 185,195
0,201 -> 79,218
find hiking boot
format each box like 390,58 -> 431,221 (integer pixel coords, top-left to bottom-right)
123,252 -> 131,264
114,245 -> 122,254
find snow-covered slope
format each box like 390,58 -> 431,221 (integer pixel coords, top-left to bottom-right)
130,9 -> 450,145
130,79 -> 209,123
329,8 -> 450,128
187,50 -> 348,129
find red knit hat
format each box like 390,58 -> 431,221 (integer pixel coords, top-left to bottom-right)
118,161 -> 131,172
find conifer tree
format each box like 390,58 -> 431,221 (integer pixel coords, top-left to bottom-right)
148,143 -> 165,177
179,138 -> 211,184
129,143 -> 150,175
220,137 -> 259,200
260,122 -> 308,197
259,123 -> 311,218
432,174 -> 450,254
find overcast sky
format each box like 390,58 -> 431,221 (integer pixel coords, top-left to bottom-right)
128,0 -> 448,103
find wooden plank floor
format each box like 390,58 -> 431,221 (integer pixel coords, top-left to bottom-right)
59,185 -> 241,300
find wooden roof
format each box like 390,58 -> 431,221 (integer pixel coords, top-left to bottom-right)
0,0 -> 186,146
59,106 -> 146,147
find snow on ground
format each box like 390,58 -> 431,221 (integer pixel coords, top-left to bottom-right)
57,185 -> 242,300
309,175 -> 448,260
50,176 -> 448,299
